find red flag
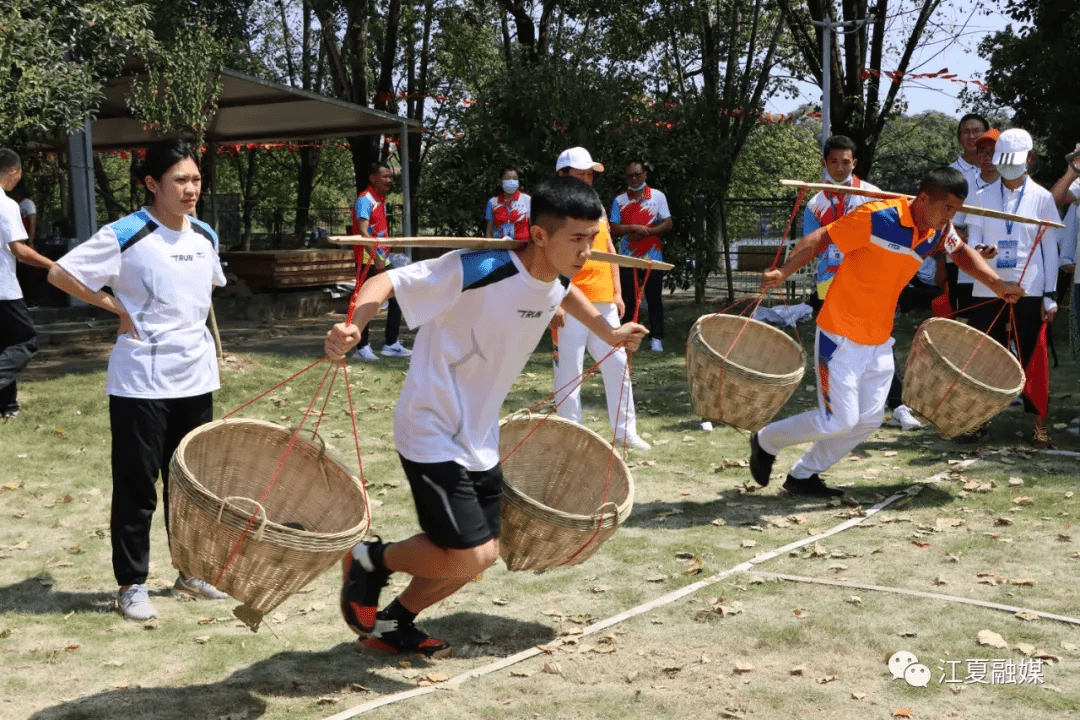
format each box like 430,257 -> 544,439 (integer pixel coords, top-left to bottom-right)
1022,323 -> 1049,418
931,287 -> 950,318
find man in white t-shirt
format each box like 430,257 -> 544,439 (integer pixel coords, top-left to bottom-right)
0,149 -> 55,418
964,128 -> 1061,448
326,177 -> 646,658
946,113 -> 990,313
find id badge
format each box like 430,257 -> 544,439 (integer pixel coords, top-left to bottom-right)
996,239 -> 1018,269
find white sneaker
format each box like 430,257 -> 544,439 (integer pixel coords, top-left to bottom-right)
650,338 -> 663,352
354,345 -> 379,361
117,584 -> 158,621
380,342 -> 412,357
888,405 -> 922,431
616,434 -> 651,452
172,575 -> 228,600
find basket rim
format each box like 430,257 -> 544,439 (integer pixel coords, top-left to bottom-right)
171,417 -> 369,542
499,412 -> 635,514
916,317 -> 1025,395
690,313 -> 806,381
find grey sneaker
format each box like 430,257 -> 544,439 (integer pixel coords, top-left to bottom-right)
380,342 -> 412,357
354,345 -> 380,361
173,575 -> 229,600
118,584 -> 158,621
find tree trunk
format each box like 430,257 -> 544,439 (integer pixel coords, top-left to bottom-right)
93,154 -> 126,222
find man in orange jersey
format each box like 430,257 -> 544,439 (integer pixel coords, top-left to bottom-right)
749,167 -> 1024,497
552,147 -> 650,451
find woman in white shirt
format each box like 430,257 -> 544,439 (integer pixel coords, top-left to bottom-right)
49,139 -> 229,620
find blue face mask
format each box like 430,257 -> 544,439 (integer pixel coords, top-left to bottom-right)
501,179 -> 520,194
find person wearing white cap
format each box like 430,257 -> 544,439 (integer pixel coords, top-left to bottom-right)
551,147 -> 650,451
963,128 -> 1061,448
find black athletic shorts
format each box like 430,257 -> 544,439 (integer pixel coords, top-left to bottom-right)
398,454 -> 503,549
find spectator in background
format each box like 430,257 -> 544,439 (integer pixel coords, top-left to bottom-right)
352,161 -> 411,361
11,180 -> 38,305
803,135 -> 881,305
963,128 -> 1060,448
610,160 -> 672,352
946,113 -> 991,312
47,139 -> 229,620
1049,142 -> 1079,426
552,147 -> 650,452
951,129 -> 1003,319
803,135 -> 922,431
485,167 -> 531,240
0,149 -> 55,419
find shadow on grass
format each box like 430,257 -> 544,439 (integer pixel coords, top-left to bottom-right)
624,481 -> 955,532
27,612 -> 555,720
0,575 -> 116,615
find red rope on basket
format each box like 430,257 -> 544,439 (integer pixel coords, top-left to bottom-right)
213,246 -> 383,582
926,225 -> 1049,421
713,187 -> 808,422
501,270 -> 650,567
213,359 -> 340,586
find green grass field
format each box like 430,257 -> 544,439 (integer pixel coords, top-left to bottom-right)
2,298 -> 1079,720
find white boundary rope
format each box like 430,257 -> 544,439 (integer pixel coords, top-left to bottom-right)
321,486 -> 915,720
747,571 -> 1080,626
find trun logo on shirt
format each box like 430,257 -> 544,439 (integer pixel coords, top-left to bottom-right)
517,309 -> 543,318
171,252 -> 206,262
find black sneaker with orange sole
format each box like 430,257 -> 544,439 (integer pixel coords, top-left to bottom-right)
357,616 -> 452,659
340,539 -> 391,636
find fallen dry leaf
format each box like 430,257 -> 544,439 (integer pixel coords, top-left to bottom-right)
711,517 -> 727,526
1015,611 -> 1039,621
818,675 -> 838,684
1016,642 -> 1035,656
892,710 -> 913,718
510,669 -> 534,677
790,666 -> 805,676
315,698 -> 336,706
847,596 -> 862,605
426,672 -> 450,683
851,692 -> 866,700
1008,578 -> 1035,587
977,630 -> 1008,649
542,662 -> 561,675
732,661 -> 754,674
1012,496 -> 1034,506
1061,642 -> 1078,652
741,540 -> 757,549
194,636 -> 210,644
492,597 -> 508,606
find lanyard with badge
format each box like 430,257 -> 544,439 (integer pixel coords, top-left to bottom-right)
996,178 -> 1025,270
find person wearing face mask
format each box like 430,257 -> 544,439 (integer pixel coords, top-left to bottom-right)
485,167 -> 531,240
962,128 -> 1061,448
951,128 -> 1003,320
609,160 -> 672,352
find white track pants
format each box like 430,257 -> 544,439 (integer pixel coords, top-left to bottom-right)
553,302 -> 637,438
758,328 -> 893,478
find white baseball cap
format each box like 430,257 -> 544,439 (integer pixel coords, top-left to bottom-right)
992,128 -> 1034,166
555,147 -> 604,172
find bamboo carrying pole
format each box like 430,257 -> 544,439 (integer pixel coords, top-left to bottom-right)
329,236 -> 675,271
780,180 -> 1066,229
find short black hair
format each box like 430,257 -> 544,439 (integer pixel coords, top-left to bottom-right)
133,139 -> 198,185
0,148 -> 22,174
368,161 -> 391,177
530,176 -> 603,234
822,135 -> 856,158
919,167 -> 968,201
957,113 -> 989,136
499,166 -> 519,178
625,159 -> 647,172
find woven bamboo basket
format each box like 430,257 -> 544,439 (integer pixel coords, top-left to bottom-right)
168,418 -> 369,630
686,314 -> 807,432
498,414 -> 634,571
902,317 -> 1025,439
